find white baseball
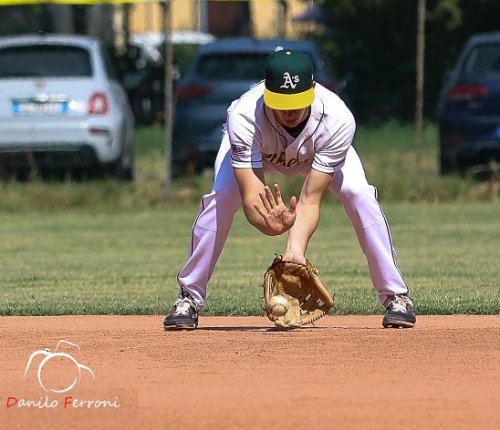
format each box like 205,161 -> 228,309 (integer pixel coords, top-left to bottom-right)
268,295 -> 289,317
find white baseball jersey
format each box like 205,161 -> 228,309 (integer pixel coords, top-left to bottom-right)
227,81 -> 356,177
175,81 -> 409,312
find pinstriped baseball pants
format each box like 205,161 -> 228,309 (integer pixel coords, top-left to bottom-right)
176,133 -> 408,309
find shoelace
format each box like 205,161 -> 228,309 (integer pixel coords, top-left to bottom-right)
173,297 -> 194,316
389,296 -> 409,313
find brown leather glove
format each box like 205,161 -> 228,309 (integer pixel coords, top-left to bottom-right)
262,256 -> 334,329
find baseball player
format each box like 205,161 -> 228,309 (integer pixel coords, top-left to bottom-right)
164,48 -> 416,330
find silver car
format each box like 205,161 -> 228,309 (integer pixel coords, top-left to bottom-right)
0,34 -> 134,179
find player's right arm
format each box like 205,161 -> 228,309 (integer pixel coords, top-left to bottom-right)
233,167 -> 297,236
227,86 -> 297,235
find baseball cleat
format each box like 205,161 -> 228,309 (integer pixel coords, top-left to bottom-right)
382,294 -> 416,328
163,292 -> 199,330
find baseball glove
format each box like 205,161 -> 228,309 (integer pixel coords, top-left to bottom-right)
262,256 -> 334,329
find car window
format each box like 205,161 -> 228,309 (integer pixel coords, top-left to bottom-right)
462,44 -> 500,77
195,50 -> 324,82
196,53 -> 269,80
0,45 -> 92,78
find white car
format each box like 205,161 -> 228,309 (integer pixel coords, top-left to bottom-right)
0,34 -> 134,179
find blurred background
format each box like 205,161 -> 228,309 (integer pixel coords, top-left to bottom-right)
0,1 -> 498,323
3,0 -> 500,122
1,0 -> 500,199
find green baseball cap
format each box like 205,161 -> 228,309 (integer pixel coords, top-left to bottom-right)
263,49 -> 315,110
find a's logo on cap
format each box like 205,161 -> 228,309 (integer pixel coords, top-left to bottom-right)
264,49 -> 315,110
280,72 -> 299,89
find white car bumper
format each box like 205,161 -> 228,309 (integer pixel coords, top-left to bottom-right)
0,116 -> 123,167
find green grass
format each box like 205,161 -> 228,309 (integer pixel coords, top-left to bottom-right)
0,122 -> 498,212
0,122 -> 499,316
0,203 -> 498,316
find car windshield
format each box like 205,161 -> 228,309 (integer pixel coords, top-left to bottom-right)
461,43 -> 500,78
196,53 -> 270,80
0,45 -> 92,78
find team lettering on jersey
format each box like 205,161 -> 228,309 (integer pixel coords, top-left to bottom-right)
262,151 -> 311,167
280,72 -> 299,89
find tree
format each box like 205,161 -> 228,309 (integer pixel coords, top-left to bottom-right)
316,0 -> 500,122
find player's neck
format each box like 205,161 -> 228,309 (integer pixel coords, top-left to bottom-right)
281,111 -> 311,138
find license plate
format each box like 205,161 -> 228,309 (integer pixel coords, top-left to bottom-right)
12,101 -> 68,115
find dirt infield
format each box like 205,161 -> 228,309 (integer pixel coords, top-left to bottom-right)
0,315 -> 499,430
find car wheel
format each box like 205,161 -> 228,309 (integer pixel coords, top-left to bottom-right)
117,158 -> 135,181
106,151 -> 134,181
439,158 -> 451,175
114,163 -> 134,181
140,97 -> 154,125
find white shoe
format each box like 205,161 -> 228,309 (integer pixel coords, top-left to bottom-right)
163,292 -> 199,330
382,294 -> 416,328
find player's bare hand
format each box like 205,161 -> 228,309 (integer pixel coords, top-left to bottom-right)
254,184 -> 297,235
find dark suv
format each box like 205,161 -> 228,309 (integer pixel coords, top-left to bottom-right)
438,33 -> 500,176
172,38 -> 339,173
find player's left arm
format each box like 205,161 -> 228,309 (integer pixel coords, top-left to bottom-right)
282,168 -> 334,264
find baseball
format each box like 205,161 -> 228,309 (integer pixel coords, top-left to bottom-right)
268,295 -> 289,317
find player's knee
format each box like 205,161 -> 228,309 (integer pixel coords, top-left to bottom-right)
213,187 -> 241,212
339,183 -> 376,205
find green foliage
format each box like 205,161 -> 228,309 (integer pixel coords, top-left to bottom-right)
1,123 -> 498,212
317,0 -> 500,121
172,44 -> 202,78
